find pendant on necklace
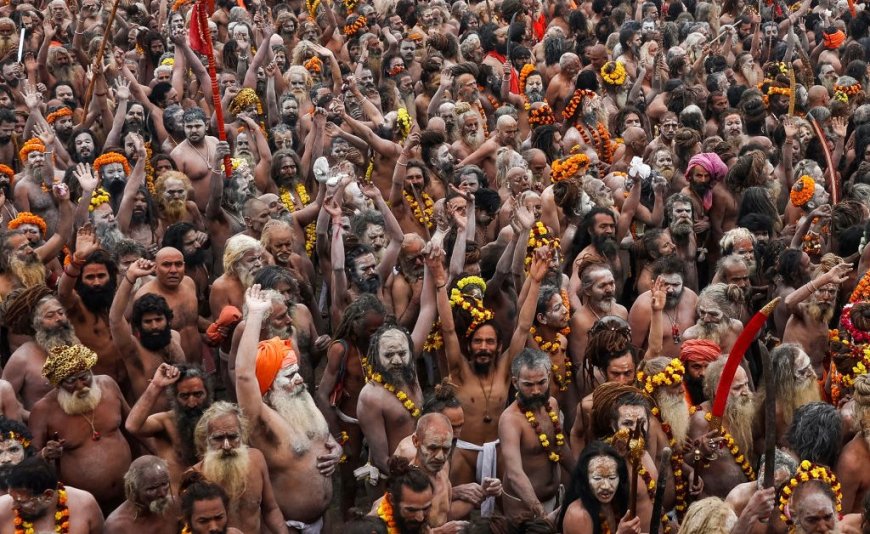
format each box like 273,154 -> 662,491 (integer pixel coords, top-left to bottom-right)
483,414 -> 493,423
672,324 -> 681,344
92,431 -> 101,441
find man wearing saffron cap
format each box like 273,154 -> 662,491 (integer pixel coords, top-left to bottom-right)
679,338 -> 721,405
679,152 -> 728,267
235,285 -> 340,533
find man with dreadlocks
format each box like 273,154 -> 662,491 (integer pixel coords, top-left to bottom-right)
126,363 -> 212,492
170,108 -> 220,212
836,374 -> 870,513
12,137 -> 65,235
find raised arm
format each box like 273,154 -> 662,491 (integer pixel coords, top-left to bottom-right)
57,222 -> 101,310
360,182 -> 403,281
34,182 -> 73,264
432,248 -> 467,379
117,134 -> 147,235
109,257 -> 155,358
784,262 -> 851,314
411,249 -> 437,356
234,286 -> 273,422
205,142 -> 232,220
342,109 -> 402,158
104,78 -> 131,149
644,277 -> 665,359
389,133 -> 420,215
326,197 -> 348,327
505,249 -> 548,361
125,363 -> 181,438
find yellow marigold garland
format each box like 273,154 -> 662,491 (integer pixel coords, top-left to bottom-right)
278,183 -> 316,257
403,190 -> 434,230
520,399 -> 565,463
369,371 -> 421,418
778,461 -> 842,526
144,141 -> 156,196
449,290 -> 495,337
704,412 -> 756,481
550,153 -> 590,183
601,61 -> 627,86
343,0 -> 359,12
457,275 -> 487,293
18,138 -> 45,164
7,212 -> 46,237
636,359 -> 685,395
228,88 -> 264,117
14,483 -> 68,534
790,175 -> 815,207
376,494 -> 400,534
530,325 -> 573,391
525,221 -> 560,268
395,108 -> 411,141
93,152 -> 131,177
305,0 -> 320,19
89,187 -> 110,212
834,83 -> 862,96
651,405 -> 690,517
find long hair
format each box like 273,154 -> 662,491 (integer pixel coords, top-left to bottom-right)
737,187 -> 780,232
333,293 -> 386,349
564,207 -> 616,275
559,441 -> 629,534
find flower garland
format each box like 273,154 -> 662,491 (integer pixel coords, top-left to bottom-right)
45,107 -> 72,125
598,514 -> 613,534
562,89 -> 597,122
449,290 -> 495,337
336,431 -> 349,463
473,102 -> 489,137
376,494 -> 400,534
14,483 -> 68,534
396,108 -> 411,141
304,56 -> 322,74
834,83 -> 862,96
778,461 -> 842,527
529,103 -> 556,127
93,152 -> 131,177
839,303 -> 870,344
403,190 -> 434,230
519,399 -> 565,463
704,412 -> 756,481
550,153 -> 590,183
637,465 -> 672,534
790,175 -> 815,207
343,0 -> 359,12
305,0 -> 320,19
0,163 -> 13,184
388,64 -> 405,77
89,188 -> 110,212
369,371 -> 422,418
457,275 -> 487,293
343,15 -> 366,36
518,63 -> 535,94
801,217 -> 828,256
423,327 -> 444,352
530,326 -> 573,391
601,61 -> 627,86
850,271 -> 870,302
229,88 -> 264,118
525,221 -> 560,268
7,212 -> 46,237
636,359 -> 685,395
278,184 -> 316,256
577,122 -> 614,164
651,406 -> 689,518
18,138 -> 45,164
479,85 -> 501,111
144,142 -> 155,196
2,431 -> 30,449
180,526 -> 192,534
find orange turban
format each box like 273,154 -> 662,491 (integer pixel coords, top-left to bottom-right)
823,30 -> 846,50
255,337 -> 298,395
680,339 -> 721,363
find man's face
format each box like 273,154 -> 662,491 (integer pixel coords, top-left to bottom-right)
206,414 -> 242,457
0,439 -> 25,467
469,324 -> 499,371
659,273 -> 684,308
101,162 -> 127,188
732,239 -> 755,270
538,292 -> 569,329
396,486 -> 434,534
59,369 -> 93,395
8,488 -> 52,522
405,166 -> 425,192
170,13 -> 184,33
27,150 -> 45,169
606,353 -> 636,384
237,247 -> 265,275
331,139 -> 350,160
793,491 -> 837,534
724,114 -> 743,138
813,282 -> 838,307
156,251 -> 184,288
162,177 -> 187,205
0,120 -> 13,143
685,361 -> 709,382
592,213 -> 616,238
724,263 -> 750,297
415,425 -> 453,474
54,116 -> 73,137
278,156 -> 297,182
176,377 -> 207,410
497,120 -> 519,149
671,202 -> 692,225
588,455 -> 619,504
710,95 -> 729,115
17,223 -> 40,244
135,466 -> 171,513
80,263 -> 110,290
184,119 -> 206,143
507,168 -> 530,194
400,40 -> 416,63
273,130 -> 293,151
377,329 -> 411,374
525,74 -> 544,102
125,104 -> 145,130
266,227 -> 294,265
513,365 -> 549,408
38,299 -> 68,331
281,99 -> 298,122
189,498 -> 229,534
697,299 -> 724,326
219,74 -> 238,94
614,404 -> 648,436
74,133 -> 94,159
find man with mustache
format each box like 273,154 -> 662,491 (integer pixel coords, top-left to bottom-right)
179,472 -> 243,534
458,115 -> 520,183
629,256 -> 698,359
688,356 -> 757,498
682,283 -> 744,353
154,171 -> 204,233
162,223 -> 210,302
46,105 -> 74,145
111,258 -> 185,408
720,109 -> 747,151
369,457 -> 436,533
235,286 -> 341,532
134,247 -> 202,365
192,402 -> 287,534
389,234 -> 427,330
783,261 -> 852,378
67,130 -> 98,165
170,108 -> 220,212
570,208 -> 626,296
126,363 -> 211,491
756,344 -> 820,447
13,137 -> 66,235
679,340 -> 721,406
29,344 -> 132,513
3,289 -> 80,409
643,112 -> 678,161
500,348 -> 575,520
420,131 -> 454,196
663,194 -> 698,291
450,107 -> 485,160
570,264 -> 628,370
679,152 -> 727,261
105,456 -> 178,533
210,235 -> 264,341
836,374 -> 870,513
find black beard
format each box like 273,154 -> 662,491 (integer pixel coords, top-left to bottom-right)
394,503 -> 426,533
174,402 -> 208,465
282,115 -> 298,127
690,182 -> 711,197
184,248 -> 207,267
139,326 -> 172,351
63,98 -> 77,109
378,364 -> 416,387
526,89 -> 544,103
76,279 -> 117,314
106,179 -> 126,197
350,270 -> 381,294
494,41 -> 507,56
592,233 -> 618,258
131,211 -> 147,225
517,390 -> 548,410
685,375 -> 706,405
665,289 -> 683,308
0,133 -> 10,144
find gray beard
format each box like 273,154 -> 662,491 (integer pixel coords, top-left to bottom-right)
266,388 -> 329,455
95,224 -> 126,253
698,321 -> 727,345
526,89 -> 544,103
35,324 -> 80,350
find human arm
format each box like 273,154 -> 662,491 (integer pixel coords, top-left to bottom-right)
109,258 -> 155,357
500,62 -> 524,107
505,249 -> 549,360
447,199 -> 468,278
789,205 -> 831,250
617,176 -> 641,241
432,247 -> 468,378
357,386 -> 390,473
310,42 -> 343,93
125,363 -> 181,437
627,66 -> 647,104
785,262 -> 851,314
205,142 -> 232,219
427,69 -> 453,117
732,487 -> 776,534
498,412 -> 545,517
410,246 -> 437,358
258,455 -> 291,534
361,182 -> 403,282
326,197 -> 348,327
388,133 -> 420,217
104,78 -> 131,149
342,108 -> 403,158
234,286 -> 273,422
36,21 -> 57,87
34,180 -> 73,264
644,277 -> 665,359
781,116 -> 797,189
242,23 -> 273,89
116,134 -> 147,234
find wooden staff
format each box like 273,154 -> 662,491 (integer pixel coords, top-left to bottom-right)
761,344 -> 776,488
627,421 -> 643,518
195,0 -> 233,177
82,0 -> 122,114
808,115 -> 838,204
648,447 -> 673,534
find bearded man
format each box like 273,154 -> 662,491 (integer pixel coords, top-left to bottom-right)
569,264 -> 628,370
191,402 -> 287,534
629,256 -> 698,359
450,107 -> 485,161
0,201 -> 73,295
679,152 -> 728,255
126,364 -> 211,491
209,234 -> 264,331
46,106 -> 74,144
29,344 -> 132,513
720,109 -> 747,151
161,223 -> 210,303
756,344 -> 820,447
569,208 -> 626,295
110,258 -> 184,409
458,115 -> 520,181
688,356 -> 756,498
2,290 -> 80,408
420,131 -> 455,193
12,138 -> 65,235
679,339 -> 721,406
663,193 -> 699,291
682,283 -> 744,353
836,374 -> 870,513
170,107 -> 220,211
43,45 -> 85,97
369,457 -> 436,533
389,234 -> 426,330
104,456 -> 177,533
783,261 -> 852,376
154,171 -> 204,233
58,225 -> 122,382
67,130 -> 97,165
643,112 -> 678,161
235,286 -> 342,531
92,151 -> 132,212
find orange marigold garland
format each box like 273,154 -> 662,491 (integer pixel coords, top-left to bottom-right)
550,153 -> 591,183
834,83 -> 862,96
562,89 -> 597,122
529,103 -> 556,126
7,212 -> 46,237
45,107 -> 72,125
790,175 -> 815,207
14,483 -> 69,534
304,56 -> 322,74
518,63 -> 536,94
851,271 -> 870,302
144,142 -> 156,196
18,138 -> 45,164
376,494 -> 400,534
0,163 -> 13,183
343,15 -> 366,36
93,152 -> 132,177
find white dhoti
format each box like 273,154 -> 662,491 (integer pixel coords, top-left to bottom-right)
285,516 -> 323,533
455,439 -> 500,517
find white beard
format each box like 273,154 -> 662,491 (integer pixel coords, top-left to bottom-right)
57,381 -> 102,415
657,390 -> 690,445
201,445 -> 251,502
267,387 -> 329,455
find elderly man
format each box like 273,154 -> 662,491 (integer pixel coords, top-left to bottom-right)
12,138 -> 64,234
679,339 -> 721,405
209,234 -> 265,326
0,457 -> 104,533
235,286 -> 341,532
756,344 -> 820,446
663,193 -> 699,291
569,264 -> 627,367
104,456 -> 177,533
125,364 -> 211,490
28,344 -> 132,513
191,402 -> 287,534
682,283 -> 744,353
458,115 -> 520,180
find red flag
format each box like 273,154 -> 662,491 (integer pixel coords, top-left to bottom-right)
188,3 -> 210,56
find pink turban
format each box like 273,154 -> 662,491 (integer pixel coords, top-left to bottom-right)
255,337 -> 298,395
680,339 -> 722,363
685,152 -> 728,211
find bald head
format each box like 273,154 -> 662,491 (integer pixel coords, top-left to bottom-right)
155,247 -> 183,263
496,114 -> 517,130
624,126 -> 647,144
416,412 -> 453,439
808,85 -> 830,108
124,455 -> 169,502
427,117 -> 446,135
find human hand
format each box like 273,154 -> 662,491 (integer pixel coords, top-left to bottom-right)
440,68 -> 454,89
324,121 -> 341,139
114,77 -> 131,101
832,116 -> 848,138
515,202 -> 535,230
32,122 -> 55,148
244,284 -> 273,315
616,512 -> 642,534
429,521 -> 470,534
312,106 -> 327,125
130,132 -> 146,158
481,477 -> 503,497
151,363 -> 181,388
322,196 -> 343,220
693,218 -> 710,233
127,258 -> 156,279
741,486 -> 776,522
650,276 -> 666,311
73,223 -> 101,261
224,85 -> 240,100
43,19 -> 56,40
214,140 -> 231,168
314,335 -> 332,353
316,439 -> 342,477
265,60 -> 277,78
53,182 -> 69,201
808,203 -> 832,220
825,262 -> 853,285
783,115 -> 798,139
529,246 -> 551,283
503,61 -> 511,76
23,83 -> 41,111
403,132 -> 421,154
41,439 -> 65,461
424,243 -> 447,287
694,430 -> 726,458
451,483 -> 484,504
360,181 -> 382,200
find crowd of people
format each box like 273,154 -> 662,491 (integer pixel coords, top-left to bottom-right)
0,0 -> 870,531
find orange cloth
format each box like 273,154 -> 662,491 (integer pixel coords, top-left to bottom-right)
823,30 -> 846,50
206,306 -> 242,343
680,339 -> 721,363
255,337 -> 298,395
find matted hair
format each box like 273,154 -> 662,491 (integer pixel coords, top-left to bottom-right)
223,234 -> 263,275
193,401 -> 250,454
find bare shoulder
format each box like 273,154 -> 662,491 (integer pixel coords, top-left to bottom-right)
67,486 -> 102,516
95,375 -> 124,398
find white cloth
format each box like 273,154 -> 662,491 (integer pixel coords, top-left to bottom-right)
454,439 -> 500,517
336,407 -> 359,425
285,516 -> 323,533
353,462 -> 384,485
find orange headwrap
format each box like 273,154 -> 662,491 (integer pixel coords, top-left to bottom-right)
45,107 -> 72,125
255,337 -> 298,395
680,339 -> 722,363
823,30 -> 846,50
18,138 -> 45,164
7,212 -> 46,237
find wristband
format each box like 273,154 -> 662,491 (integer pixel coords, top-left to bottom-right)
63,265 -> 80,278
125,275 -> 135,285
809,279 -> 818,292
71,255 -> 86,267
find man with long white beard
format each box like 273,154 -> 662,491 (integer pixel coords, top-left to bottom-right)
663,193 -> 698,291
12,137 -> 68,236
209,234 -> 264,336
3,290 -> 80,409
688,356 -> 756,498
682,283 -> 744,353
192,402 -> 287,534
459,115 -> 520,181
235,286 -> 341,532
783,261 -> 852,377
450,107 -> 485,160
836,374 -> 870,513
720,110 -> 747,151
756,344 -> 820,447
104,456 -> 178,533
29,344 -> 132,514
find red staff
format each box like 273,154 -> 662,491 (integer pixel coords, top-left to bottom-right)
190,0 -> 233,177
